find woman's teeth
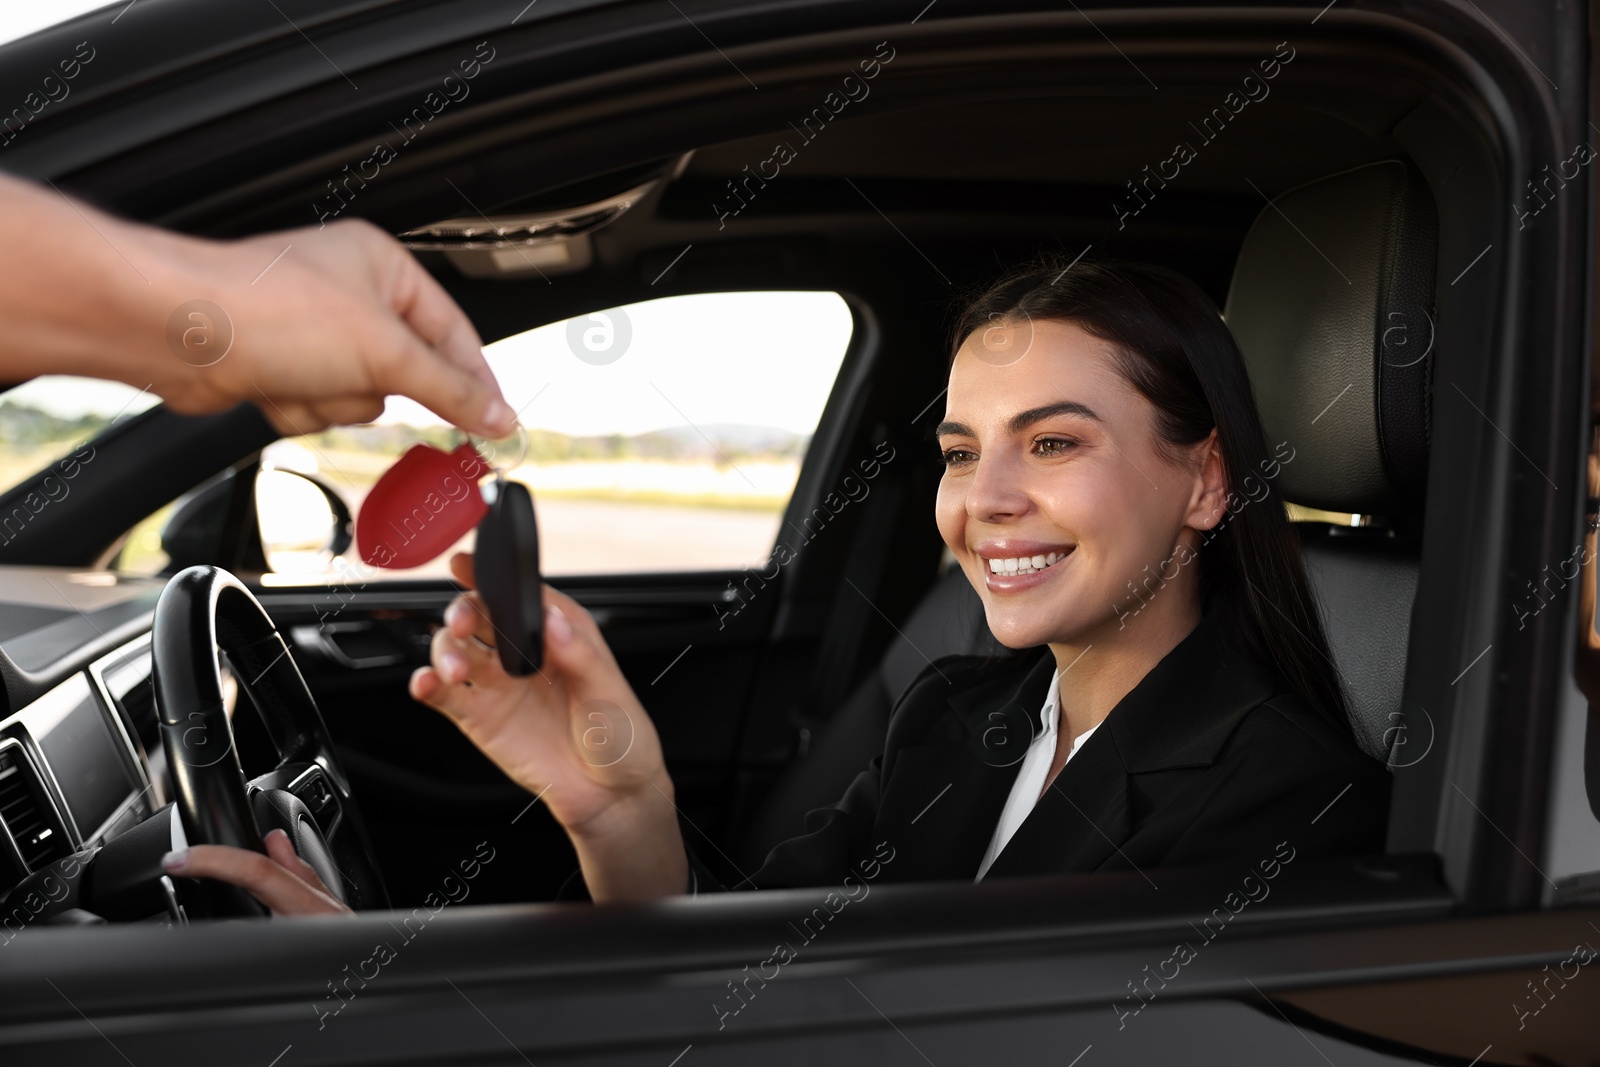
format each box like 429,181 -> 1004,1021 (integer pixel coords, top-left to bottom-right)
987,550 -> 1070,575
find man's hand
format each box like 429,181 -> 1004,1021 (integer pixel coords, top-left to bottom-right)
164,218 -> 516,437
0,172 -> 515,438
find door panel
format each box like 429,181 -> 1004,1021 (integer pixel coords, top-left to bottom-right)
0,854 -> 1543,1067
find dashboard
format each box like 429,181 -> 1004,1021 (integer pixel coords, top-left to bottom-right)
0,567 -> 170,895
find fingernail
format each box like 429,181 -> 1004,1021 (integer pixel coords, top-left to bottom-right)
442,651 -> 467,679
266,828 -> 290,845
484,398 -> 515,435
547,604 -> 572,644
445,600 -> 469,627
161,849 -> 189,871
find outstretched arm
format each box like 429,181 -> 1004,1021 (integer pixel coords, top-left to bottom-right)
0,171 -> 515,437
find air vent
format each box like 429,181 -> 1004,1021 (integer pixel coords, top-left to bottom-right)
0,744 -> 71,871
117,673 -> 158,753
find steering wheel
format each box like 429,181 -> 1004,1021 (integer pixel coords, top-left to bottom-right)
151,565 -> 389,917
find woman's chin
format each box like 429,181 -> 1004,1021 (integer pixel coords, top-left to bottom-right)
983,615 -> 1059,650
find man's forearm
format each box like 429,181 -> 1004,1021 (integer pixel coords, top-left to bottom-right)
0,170 -> 210,396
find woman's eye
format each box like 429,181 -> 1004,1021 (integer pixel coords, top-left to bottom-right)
939,447 -> 976,468
1034,437 -> 1080,456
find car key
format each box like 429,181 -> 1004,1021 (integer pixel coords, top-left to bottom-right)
472,473 -> 543,676
353,426 -> 542,673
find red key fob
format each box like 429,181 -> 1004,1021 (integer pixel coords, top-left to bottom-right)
472,478 -> 543,675
355,442 -> 489,569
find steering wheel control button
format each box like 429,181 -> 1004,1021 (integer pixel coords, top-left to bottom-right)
301,774 -> 333,812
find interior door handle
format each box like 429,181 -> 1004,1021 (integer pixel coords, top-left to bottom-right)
288,621 -> 405,670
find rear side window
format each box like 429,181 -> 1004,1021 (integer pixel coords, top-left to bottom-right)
258,290 -> 854,581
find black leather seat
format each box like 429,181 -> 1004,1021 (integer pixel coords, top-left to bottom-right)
1223,158 -> 1436,762
738,158 -> 1437,865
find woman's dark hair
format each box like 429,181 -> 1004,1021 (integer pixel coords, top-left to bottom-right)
946,252 -> 1353,736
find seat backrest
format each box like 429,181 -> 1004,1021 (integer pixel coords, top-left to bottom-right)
1223,158 -> 1438,761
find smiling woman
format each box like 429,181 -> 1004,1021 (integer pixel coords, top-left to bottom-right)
654,254 -> 1391,893
934,255 -> 1351,736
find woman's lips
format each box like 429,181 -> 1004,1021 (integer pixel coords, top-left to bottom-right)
981,546 -> 1073,593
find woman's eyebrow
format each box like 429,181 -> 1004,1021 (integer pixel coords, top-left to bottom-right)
1009,400 -> 1101,431
934,401 -> 1101,440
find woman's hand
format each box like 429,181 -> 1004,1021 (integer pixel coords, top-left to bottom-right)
408,552 -> 689,901
161,828 -> 352,916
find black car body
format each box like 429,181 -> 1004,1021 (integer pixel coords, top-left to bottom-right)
0,1 -> 1596,1064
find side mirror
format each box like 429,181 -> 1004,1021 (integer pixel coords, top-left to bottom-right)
254,469 -> 353,575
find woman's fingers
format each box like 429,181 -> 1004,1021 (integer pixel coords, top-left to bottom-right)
415,620 -> 512,715
444,590 -> 497,649
409,664 -> 442,704
537,586 -> 616,682
263,828 -> 341,898
449,551 -> 478,591
162,832 -> 351,916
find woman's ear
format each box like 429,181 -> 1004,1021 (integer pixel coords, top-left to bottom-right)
1184,427 -> 1229,532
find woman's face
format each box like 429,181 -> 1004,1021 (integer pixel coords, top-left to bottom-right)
934,316 -> 1226,650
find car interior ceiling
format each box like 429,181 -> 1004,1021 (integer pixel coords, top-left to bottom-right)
0,22 -> 1511,908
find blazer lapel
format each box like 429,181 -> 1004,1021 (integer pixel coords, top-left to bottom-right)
972,604 -> 1282,880
865,603 -> 1283,883
979,722 -> 1132,878
870,650 -> 1057,882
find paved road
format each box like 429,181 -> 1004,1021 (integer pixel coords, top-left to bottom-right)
386,497 -> 783,578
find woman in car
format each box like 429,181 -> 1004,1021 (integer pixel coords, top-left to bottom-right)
167,255 -> 1391,912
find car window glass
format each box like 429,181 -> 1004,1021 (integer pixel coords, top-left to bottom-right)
259,290 -> 854,583
0,375 -> 157,502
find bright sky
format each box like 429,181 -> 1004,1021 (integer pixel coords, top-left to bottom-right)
6,291 -> 856,437
384,290 -> 854,436
0,1 -> 117,47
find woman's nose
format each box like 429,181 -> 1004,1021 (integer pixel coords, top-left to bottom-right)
966,448 -> 1032,523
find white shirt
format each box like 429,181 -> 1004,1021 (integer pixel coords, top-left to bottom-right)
974,668 -> 1102,881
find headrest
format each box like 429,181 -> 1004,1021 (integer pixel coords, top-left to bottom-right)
1222,160 -> 1438,517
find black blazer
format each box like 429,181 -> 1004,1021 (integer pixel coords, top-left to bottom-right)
688,602 -> 1391,892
